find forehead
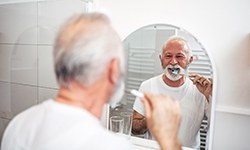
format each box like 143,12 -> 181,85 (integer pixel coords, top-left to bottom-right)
162,40 -> 188,54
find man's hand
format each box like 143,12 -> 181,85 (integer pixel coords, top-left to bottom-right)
142,93 -> 182,150
189,74 -> 212,101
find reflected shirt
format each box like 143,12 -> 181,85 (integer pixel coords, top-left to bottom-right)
2,99 -> 133,150
133,74 -> 210,148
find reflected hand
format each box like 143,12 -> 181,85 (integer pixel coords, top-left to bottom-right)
189,74 -> 212,101
142,92 -> 181,150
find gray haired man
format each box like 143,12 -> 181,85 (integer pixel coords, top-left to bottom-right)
1,13 -> 181,150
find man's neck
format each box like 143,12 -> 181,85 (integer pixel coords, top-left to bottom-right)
162,74 -> 186,87
54,81 -> 106,119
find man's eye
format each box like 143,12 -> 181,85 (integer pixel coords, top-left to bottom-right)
165,55 -> 172,58
176,55 -> 185,59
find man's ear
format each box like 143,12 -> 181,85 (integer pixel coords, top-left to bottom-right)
159,54 -> 163,66
108,58 -> 120,85
189,56 -> 193,64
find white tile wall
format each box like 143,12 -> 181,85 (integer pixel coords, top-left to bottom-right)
38,46 -> 58,88
0,118 -> 10,147
0,0 -> 89,144
38,87 -> 58,103
0,82 -> 38,119
11,45 -> 37,86
37,0 -> 85,45
0,45 -> 13,82
11,84 -> 37,116
0,2 -> 37,44
0,82 -> 12,119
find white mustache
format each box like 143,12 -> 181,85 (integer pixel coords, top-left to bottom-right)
167,64 -> 180,68
164,64 -> 187,81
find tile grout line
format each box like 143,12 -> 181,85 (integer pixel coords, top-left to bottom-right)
36,1 -> 39,104
0,81 -> 58,90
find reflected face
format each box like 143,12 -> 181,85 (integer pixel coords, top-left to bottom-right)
160,40 -> 191,75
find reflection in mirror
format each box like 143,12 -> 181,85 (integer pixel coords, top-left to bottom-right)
109,24 -> 213,149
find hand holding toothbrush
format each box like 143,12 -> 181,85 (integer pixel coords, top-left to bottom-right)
189,74 -> 213,102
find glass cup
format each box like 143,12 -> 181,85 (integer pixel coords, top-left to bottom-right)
120,111 -> 133,136
109,116 -> 124,134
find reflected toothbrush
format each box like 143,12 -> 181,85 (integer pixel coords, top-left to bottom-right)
172,69 -> 179,75
171,68 -> 186,77
171,69 -> 196,80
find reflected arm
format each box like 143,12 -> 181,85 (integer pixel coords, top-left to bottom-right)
132,110 -> 148,135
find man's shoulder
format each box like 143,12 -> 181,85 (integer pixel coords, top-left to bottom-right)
5,100 -> 50,130
142,74 -> 162,85
2,100 -> 50,147
17,99 -> 51,116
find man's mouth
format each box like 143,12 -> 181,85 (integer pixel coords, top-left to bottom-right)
168,68 -> 180,75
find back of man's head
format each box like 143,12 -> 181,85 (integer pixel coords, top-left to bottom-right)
53,13 -> 124,87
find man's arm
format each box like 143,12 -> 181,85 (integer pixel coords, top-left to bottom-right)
132,110 -> 148,135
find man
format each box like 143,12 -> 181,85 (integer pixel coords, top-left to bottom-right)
1,13 -> 181,150
132,36 -> 213,148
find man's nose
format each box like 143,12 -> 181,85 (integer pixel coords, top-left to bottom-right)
170,57 -> 178,65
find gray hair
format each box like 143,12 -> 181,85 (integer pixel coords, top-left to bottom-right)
162,36 -> 192,58
53,13 -> 124,87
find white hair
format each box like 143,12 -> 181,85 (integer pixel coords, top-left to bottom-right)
162,36 -> 192,58
53,13 -> 124,87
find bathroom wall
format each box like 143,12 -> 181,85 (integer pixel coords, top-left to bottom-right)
98,0 -> 250,149
0,0 -> 249,149
0,0 -> 87,146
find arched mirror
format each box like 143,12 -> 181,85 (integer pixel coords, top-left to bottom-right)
109,24 -> 216,150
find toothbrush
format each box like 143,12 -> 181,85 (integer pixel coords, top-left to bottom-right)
130,89 -> 144,98
171,69 -> 187,77
171,69 -> 196,80
172,69 -> 179,75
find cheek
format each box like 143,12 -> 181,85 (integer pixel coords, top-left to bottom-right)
179,61 -> 188,68
161,59 -> 170,68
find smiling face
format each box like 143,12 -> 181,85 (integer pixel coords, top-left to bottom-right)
160,39 -> 193,76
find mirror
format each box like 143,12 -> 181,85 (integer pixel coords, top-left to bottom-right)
109,24 -> 214,149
